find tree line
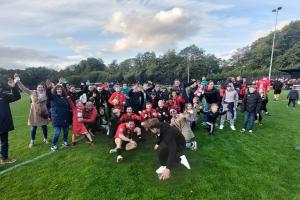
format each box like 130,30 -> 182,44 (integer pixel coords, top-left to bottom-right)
1,20 -> 300,87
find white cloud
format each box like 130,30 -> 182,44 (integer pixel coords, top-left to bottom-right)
57,37 -> 88,54
105,7 -> 200,52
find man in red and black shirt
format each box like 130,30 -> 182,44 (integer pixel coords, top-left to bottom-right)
109,120 -> 141,162
119,106 -> 141,124
140,102 -> 158,122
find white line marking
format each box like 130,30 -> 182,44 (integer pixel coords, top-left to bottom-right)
0,137 -> 86,176
0,151 -> 53,175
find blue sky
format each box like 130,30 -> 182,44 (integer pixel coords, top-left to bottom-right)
0,0 -> 299,69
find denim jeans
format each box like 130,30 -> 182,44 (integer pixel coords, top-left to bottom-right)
243,111 -> 255,130
0,132 -> 8,160
30,125 -> 48,140
203,103 -> 211,123
52,126 -> 69,146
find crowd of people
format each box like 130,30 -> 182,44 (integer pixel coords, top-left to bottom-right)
0,74 -> 299,180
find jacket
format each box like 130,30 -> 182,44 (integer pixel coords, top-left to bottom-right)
287,90 -> 299,100
242,91 -> 262,113
0,87 -> 21,134
47,89 -> 70,127
156,123 -> 186,169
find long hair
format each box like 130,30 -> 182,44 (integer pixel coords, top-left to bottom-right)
52,84 -> 67,96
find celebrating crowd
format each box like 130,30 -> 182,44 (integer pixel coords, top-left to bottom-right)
0,73 -> 299,180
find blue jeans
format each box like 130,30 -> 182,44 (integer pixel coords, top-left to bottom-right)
52,126 -> 69,146
203,103 -> 211,123
243,111 -> 255,130
30,125 -> 48,140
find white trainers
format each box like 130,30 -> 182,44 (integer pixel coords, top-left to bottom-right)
61,142 -> 68,147
156,166 -> 166,174
219,125 -> 224,130
109,148 -> 117,154
240,128 -> 246,133
249,130 -> 253,133
230,125 -> 236,131
44,139 -> 49,144
192,141 -> 197,151
28,140 -> 34,148
117,155 -> 123,163
51,145 -> 58,152
180,155 -> 191,170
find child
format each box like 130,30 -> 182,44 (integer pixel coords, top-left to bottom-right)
241,85 -> 262,133
170,109 -> 197,150
287,86 -> 299,108
185,103 -> 198,130
156,100 -> 170,123
108,84 -> 126,113
67,97 -> 94,146
255,87 -> 268,125
200,103 -> 227,135
219,84 -> 239,131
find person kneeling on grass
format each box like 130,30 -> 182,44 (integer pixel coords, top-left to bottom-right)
200,104 -> 227,136
109,120 -> 141,163
67,96 -> 94,146
143,118 -> 191,181
0,78 -> 21,164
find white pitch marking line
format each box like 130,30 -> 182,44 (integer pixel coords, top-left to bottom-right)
0,151 -> 53,175
0,136 -> 86,176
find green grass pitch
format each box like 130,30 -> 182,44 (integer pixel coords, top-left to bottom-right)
0,91 -> 300,200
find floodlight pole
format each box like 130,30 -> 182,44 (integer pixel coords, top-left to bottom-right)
268,7 -> 282,80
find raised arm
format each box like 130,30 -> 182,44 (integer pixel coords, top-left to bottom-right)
6,79 -> 21,103
16,81 -> 32,95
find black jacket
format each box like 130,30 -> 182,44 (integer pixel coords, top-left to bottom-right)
204,87 -> 220,104
200,109 -> 226,124
156,107 -> 170,123
287,90 -> 299,100
242,91 -> 262,113
273,80 -> 283,91
0,87 -> 21,134
156,123 -> 186,169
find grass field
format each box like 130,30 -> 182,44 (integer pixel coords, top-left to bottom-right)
0,91 -> 300,200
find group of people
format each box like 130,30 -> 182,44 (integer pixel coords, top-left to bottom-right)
0,73 -> 298,180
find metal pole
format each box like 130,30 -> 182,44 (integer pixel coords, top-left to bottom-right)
187,54 -> 190,83
268,9 -> 279,80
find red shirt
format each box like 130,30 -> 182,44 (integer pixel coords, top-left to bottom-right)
108,91 -> 126,112
67,98 -> 87,136
114,123 -> 135,139
119,113 -> 141,123
166,97 -> 185,112
140,108 -> 158,121
83,107 -> 97,123
256,80 -> 270,93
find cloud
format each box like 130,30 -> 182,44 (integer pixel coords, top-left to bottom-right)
104,7 -> 199,52
57,37 -> 88,54
0,45 -> 83,69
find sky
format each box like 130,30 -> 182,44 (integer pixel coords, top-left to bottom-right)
0,0 -> 299,69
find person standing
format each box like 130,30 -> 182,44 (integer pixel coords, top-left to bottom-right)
273,79 -> 284,101
46,81 -> 71,151
220,84 -> 239,131
287,86 -> 299,108
203,81 -> 220,123
16,78 -> 49,148
241,85 -> 262,133
0,78 -> 21,164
